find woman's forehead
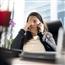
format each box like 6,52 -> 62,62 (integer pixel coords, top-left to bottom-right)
28,16 -> 41,24
29,16 -> 38,19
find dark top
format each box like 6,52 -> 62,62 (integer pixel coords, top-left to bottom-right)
11,29 -> 56,51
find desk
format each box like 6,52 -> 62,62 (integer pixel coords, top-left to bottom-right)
10,58 -> 58,65
11,58 -> 56,65
0,47 -> 65,65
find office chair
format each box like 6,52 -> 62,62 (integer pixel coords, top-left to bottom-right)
47,20 -> 63,44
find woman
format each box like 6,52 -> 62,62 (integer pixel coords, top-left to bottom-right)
11,12 -> 56,52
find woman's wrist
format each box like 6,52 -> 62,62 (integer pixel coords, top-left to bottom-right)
23,26 -> 28,31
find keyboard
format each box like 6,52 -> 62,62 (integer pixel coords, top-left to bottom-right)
20,52 -> 56,60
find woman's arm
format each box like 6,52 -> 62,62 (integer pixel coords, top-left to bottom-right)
42,32 -> 56,51
11,29 -> 25,49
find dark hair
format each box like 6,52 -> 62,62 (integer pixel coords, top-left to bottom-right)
27,12 -> 43,23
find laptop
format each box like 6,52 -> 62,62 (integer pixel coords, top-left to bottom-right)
20,27 -> 64,60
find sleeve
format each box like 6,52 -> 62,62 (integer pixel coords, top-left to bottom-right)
42,32 -> 56,51
11,29 -> 25,49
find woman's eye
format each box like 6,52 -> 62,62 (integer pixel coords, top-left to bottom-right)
34,20 -> 36,23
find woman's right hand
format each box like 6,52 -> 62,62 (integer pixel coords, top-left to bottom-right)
24,22 -> 31,31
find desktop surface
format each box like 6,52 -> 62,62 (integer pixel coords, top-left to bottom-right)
9,55 -> 64,65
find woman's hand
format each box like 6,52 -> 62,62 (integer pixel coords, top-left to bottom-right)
37,23 -> 44,33
24,22 -> 31,31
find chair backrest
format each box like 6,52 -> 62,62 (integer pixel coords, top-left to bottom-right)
47,20 -> 63,44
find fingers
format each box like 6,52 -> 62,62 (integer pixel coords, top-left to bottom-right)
38,23 -> 43,28
24,22 -> 31,31
37,23 -> 44,32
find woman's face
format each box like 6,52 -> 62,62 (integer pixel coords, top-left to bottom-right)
27,16 -> 44,35
28,16 -> 40,29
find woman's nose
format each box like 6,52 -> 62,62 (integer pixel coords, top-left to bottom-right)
31,21 -> 35,25
31,20 -> 37,25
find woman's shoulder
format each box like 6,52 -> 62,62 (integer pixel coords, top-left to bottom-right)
42,32 -> 53,41
18,29 -> 25,34
44,32 -> 53,38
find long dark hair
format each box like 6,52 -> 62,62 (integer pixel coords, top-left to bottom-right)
27,12 -> 48,32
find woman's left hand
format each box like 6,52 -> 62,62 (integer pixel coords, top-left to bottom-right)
38,23 -> 44,33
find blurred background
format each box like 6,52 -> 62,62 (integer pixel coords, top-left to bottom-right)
0,0 -> 65,48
